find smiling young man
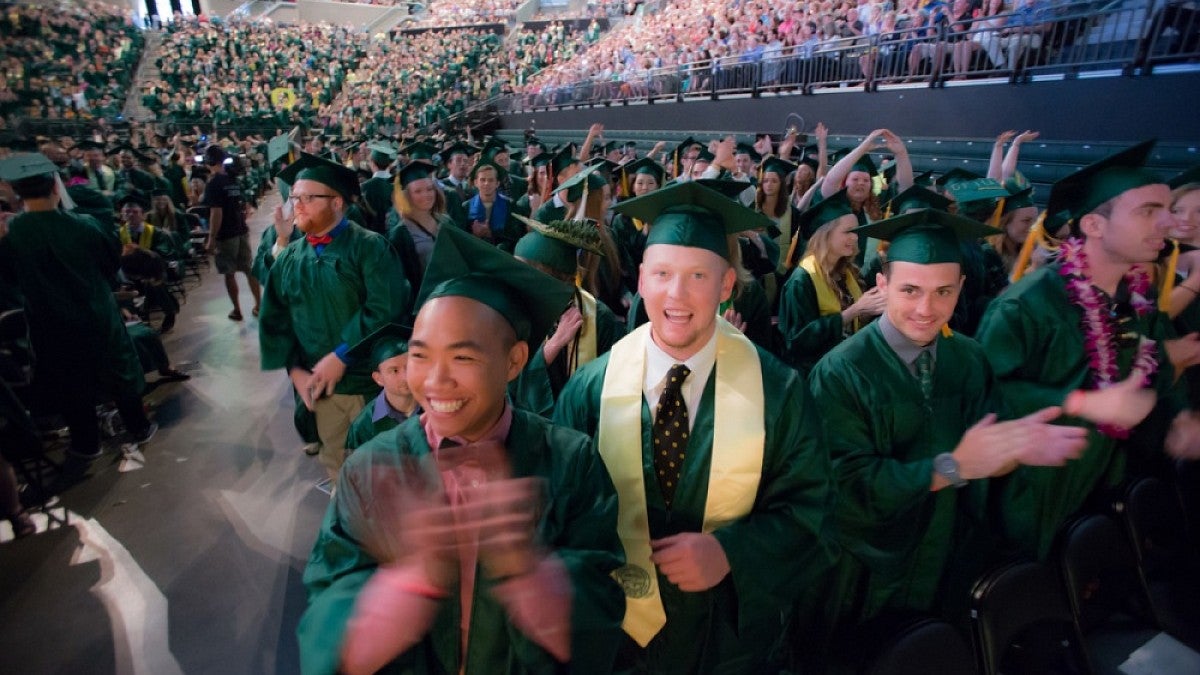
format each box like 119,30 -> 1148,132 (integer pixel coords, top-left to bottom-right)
977,141 -> 1200,559
259,153 -> 410,482
801,208 -> 1090,669
554,181 -> 838,674
299,226 -> 624,674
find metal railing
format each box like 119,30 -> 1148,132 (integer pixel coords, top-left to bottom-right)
506,0 -> 1200,111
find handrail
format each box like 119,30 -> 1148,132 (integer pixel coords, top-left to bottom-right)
503,0 -> 1199,111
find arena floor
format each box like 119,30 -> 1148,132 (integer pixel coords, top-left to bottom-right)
0,192 -> 327,674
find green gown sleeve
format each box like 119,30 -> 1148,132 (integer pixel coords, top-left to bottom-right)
777,268 -> 846,375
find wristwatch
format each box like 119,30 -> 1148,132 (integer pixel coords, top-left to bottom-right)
934,453 -> 967,488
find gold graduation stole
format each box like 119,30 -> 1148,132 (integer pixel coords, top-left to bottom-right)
119,223 -> 156,250
567,289 -> 599,376
597,319 -> 765,646
799,254 -> 863,330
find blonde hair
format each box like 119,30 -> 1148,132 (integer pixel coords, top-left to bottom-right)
803,216 -> 862,296
393,177 -> 447,220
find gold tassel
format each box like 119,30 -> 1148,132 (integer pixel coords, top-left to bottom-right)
633,217 -> 646,233
673,149 -> 680,178
941,324 -> 954,338
1010,211 -> 1046,283
620,171 -> 631,199
1159,239 -> 1180,314
989,197 -> 1006,229
883,204 -> 892,219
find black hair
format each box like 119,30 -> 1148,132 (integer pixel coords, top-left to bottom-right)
10,174 -> 56,199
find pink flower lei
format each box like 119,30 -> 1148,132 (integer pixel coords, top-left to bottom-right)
1058,237 -> 1159,439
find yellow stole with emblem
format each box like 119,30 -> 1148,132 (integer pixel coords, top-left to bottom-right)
567,289 -> 599,375
596,318 -> 765,646
119,223 -> 156,250
799,254 -> 863,331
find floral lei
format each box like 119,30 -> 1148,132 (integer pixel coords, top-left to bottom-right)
1058,237 -> 1159,439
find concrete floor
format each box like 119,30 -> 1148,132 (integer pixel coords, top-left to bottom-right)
0,192 -> 328,674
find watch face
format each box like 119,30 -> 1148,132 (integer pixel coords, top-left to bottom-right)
934,453 -> 959,476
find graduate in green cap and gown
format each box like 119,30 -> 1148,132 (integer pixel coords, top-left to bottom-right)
439,141 -> 478,229
554,181 -> 838,674
778,190 -> 887,377
389,160 -> 456,296
259,153 -> 411,482
798,208 -> 1089,671
0,153 -> 157,480
298,225 -> 624,675
610,158 -> 666,294
939,176 -> 1012,335
358,143 -> 398,234
820,130 -> 914,266
344,323 -> 420,453
533,148 -> 582,224
977,141 -> 1200,559
509,216 -> 622,417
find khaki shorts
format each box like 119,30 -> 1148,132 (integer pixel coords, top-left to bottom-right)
214,234 -> 251,275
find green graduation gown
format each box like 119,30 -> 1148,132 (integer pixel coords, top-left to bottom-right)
358,176 -> 394,234
259,222 -> 411,396
250,225 -> 305,285
553,343 -> 839,674
510,297 -> 623,418
343,392 -> 416,452
975,264 -> 1185,559
806,322 -> 995,630
298,409 -> 626,674
777,267 -> 864,377
533,200 -> 567,225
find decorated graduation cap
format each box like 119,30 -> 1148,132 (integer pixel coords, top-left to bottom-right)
0,152 -> 58,182
348,322 -> 412,369
886,185 -> 952,216
795,189 -> 856,241
397,160 -> 438,188
1168,165 -> 1200,190
611,180 -> 774,260
275,152 -> 360,198
855,208 -> 1000,265
416,225 -> 574,347
557,163 -> 607,202
945,177 -> 1010,220
513,214 -> 605,277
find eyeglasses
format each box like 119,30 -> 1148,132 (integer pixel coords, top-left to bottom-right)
289,194 -> 338,204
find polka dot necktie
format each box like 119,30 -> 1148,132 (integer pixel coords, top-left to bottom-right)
653,363 -> 691,509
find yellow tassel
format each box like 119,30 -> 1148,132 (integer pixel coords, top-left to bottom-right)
990,197 -> 1006,229
757,159 -> 765,185
1010,211 -> 1046,283
883,204 -> 892,219
673,149 -> 680,178
1159,239 -> 1180,314
575,268 -> 583,288
941,324 -> 953,338
633,217 -> 646,233
620,171 -> 631,199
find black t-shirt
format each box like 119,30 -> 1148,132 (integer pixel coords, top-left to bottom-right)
201,171 -> 248,240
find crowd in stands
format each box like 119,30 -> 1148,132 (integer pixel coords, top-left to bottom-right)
0,1 -> 144,126
406,0 -> 525,27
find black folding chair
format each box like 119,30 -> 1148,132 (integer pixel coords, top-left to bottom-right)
833,612 -> 979,675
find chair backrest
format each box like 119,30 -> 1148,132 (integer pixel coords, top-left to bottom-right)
1058,513 -> 1156,634
0,309 -> 34,387
1119,477 -> 1189,581
865,616 -> 979,675
970,559 -> 1090,675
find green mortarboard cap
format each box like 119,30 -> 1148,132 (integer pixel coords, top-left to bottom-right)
694,148 -> 715,165
557,164 -> 607,202
829,147 -> 851,163
1047,140 -> 1160,223
513,214 -> 604,277
850,153 -> 878,177
0,153 -> 58,182
693,178 -> 754,199
348,322 -> 412,368
914,170 -> 935,187
550,148 -> 580,178
117,190 -> 150,209
585,157 -> 619,177
416,225 -> 574,347
530,152 -> 555,168
761,156 -> 797,178
470,158 -> 507,182
735,142 -> 762,163
1002,178 -> 1036,214
398,161 -> 438,188
937,168 -> 983,189
77,139 -> 105,152
887,185 -> 951,215
945,177 -> 1010,213
622,140 -> 638,149
367,141 -> 397,157
795,189 -> 857,241
1168,165 -> 1200,190
150,187 -> 171,198
854,208 -> 1001,265
276,152 -> 360,198
482,137 -> 509,152
526,138 -> 548,152
673,137 -> 700,156
400,141 -> 440,161
611,181 -> 774,259
621,157 -> 665,183
268,134 -> 291,164
439,142 -> 478,164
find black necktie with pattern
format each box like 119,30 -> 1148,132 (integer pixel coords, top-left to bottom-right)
653,363 -> 691,509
